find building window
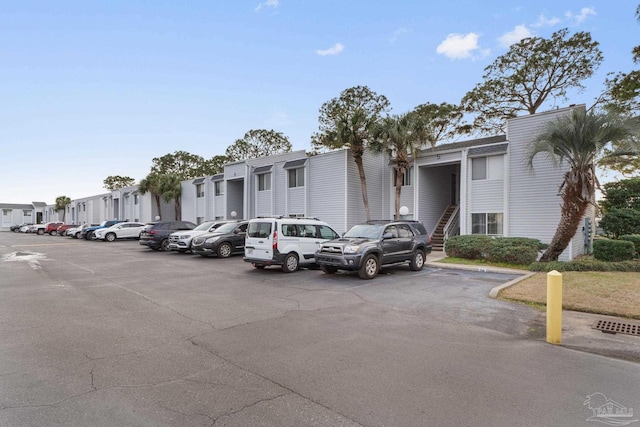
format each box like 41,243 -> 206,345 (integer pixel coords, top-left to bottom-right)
196,183 -> 204,198
134,195 -> 139,205
471,213 -> 503,235
472,158 -> 487,180
393,167 -> 412,187
196,216 -> 204,225
23,210 -> 32,217
3,209 -> 9,217
472,156 -> 503,181
258,173 -> 271,191
214,181 -> 224,196
288,168 -> 304,188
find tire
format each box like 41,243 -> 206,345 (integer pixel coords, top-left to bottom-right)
281,253 -> 299,273
320,265 -> 337,274
217,242 -> 232,258
358,254 -> 379,280
105,232 -> 116,242
37,229 -> 44,235
409,249 -> 425,271
49,230 -> 57,236
74,232 -> 81,239
159,239 -> 170,251
85,231 -> 94,240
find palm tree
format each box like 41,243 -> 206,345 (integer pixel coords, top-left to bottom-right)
55,196 -> 71,222
527,108 -> 640,261
159,174 -> 182,220
138,172 -> 163,220
371,112 -> 429,219
312,86 -> 390,221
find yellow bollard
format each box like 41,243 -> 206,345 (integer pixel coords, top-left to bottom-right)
546,270 -> 563,345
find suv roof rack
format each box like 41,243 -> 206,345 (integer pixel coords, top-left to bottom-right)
256,215 -> 321,221
367,219 -> 422,224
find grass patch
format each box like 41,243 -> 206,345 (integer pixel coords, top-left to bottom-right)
436,257 -> 530,270
498,272 -> 640,320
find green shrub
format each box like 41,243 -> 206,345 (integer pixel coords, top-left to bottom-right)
529,258 -> 640,272
620,235 -> 640,254
599,209 -> 640,238
444,235 -> 492,259
593,239 -> 636,262
487,243 -> 539,265
445,235 -> 543,263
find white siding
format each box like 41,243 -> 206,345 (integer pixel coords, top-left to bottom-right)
308,150 -> 348,233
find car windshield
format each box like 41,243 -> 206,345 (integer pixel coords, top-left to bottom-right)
194,221 -> 218,231
211,222 -> 238,234
343,224 -> 383,239
99,221 -> 110,227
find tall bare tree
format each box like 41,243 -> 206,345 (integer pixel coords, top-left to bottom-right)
462,28 -> 603,134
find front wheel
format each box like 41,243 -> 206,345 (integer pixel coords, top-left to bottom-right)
49,230 -> 57,236
282,253 -> 299,273
85,231 -> 95,240
160,239 -> 170,251
358,254 -> 379,280
105,232 -> 116,242
37,229 -> 44,235
217,242 -> 232,258
409,249 -> 425,271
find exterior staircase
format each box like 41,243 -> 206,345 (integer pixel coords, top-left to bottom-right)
431,205 -> 458,251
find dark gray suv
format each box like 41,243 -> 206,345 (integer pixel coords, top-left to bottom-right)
314,220 -> 432,279
139,221 -> 196,251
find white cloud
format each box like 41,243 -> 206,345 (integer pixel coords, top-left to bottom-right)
532,14 -> 561,28
390,27 -> 409,43
315,43 -> 344,56
498,25 -> 532,48
566,7 -> 596,24
436,33 -> 480,59
255,0 -> 279,12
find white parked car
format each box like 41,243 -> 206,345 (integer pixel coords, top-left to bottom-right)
92,222 -> 146,242
66,224 -> 90,239
167,220 -> 228,253
20,224 -> 33,233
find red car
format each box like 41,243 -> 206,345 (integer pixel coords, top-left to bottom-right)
44,222 -> 65,235
56,223 -> 80,236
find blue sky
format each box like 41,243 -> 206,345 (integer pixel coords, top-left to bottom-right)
1,1 -> 638,204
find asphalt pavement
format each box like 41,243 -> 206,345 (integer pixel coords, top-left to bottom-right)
425,251 -> 640,363
1,232 -> 639,426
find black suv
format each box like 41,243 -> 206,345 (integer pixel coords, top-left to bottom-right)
314,220 -> 432,279
139,221 -> 196,251
191,220 -> 248,258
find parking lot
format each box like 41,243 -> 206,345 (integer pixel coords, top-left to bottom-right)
2,232 -> 639,426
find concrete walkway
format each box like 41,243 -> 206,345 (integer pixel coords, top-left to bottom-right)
425,250 -> 640,363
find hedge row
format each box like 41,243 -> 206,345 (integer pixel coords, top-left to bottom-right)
529,258 -> 640,272
593,238 -> 636,262
444,235 -> 545,265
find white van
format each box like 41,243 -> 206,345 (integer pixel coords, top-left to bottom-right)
244,217 -> 340,272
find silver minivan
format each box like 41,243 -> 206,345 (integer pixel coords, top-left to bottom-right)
244,217 -> 339,272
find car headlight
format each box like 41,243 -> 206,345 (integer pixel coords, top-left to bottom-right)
205,236 -> 220,244
343,245 -> 360,254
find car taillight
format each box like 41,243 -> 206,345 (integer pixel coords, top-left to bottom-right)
272,230 -> 278,251
149,230 -> 158,235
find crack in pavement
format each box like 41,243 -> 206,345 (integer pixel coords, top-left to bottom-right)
189,338 -> 364,427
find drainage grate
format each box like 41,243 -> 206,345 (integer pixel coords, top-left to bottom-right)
592,320 -> 640,337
